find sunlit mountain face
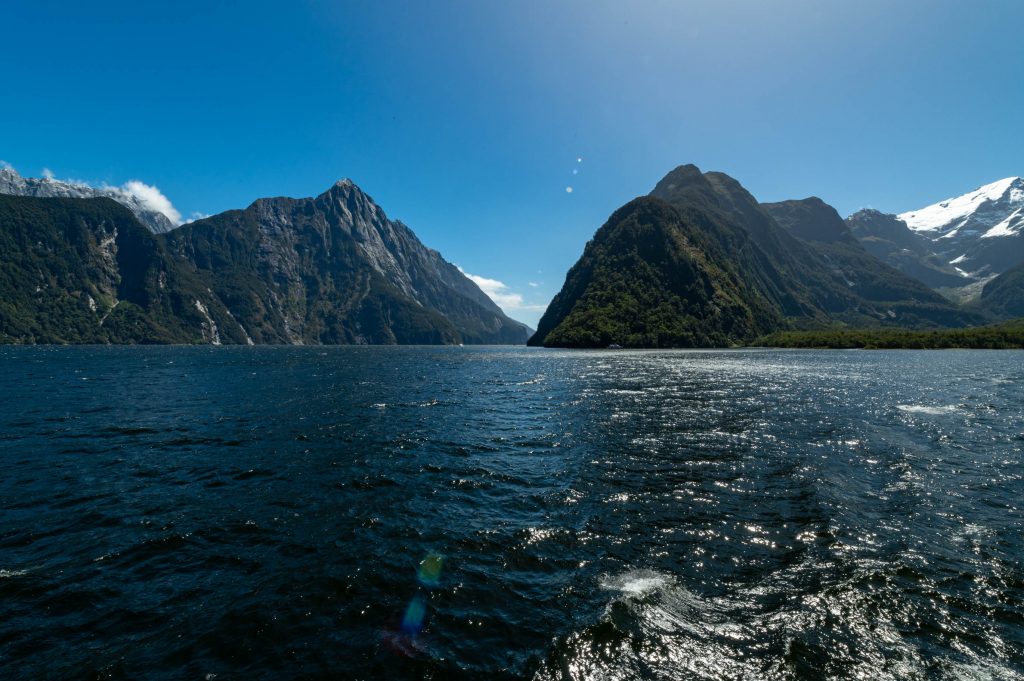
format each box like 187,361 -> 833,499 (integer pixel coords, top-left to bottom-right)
898,177 -> 1024,277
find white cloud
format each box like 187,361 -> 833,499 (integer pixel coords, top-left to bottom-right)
528,281 -> 540,287
458,267 -> 548,316
185,211 -> 210,224
25,165 -> 188,227
115,180 -> 183,225
0,160 -> 14,171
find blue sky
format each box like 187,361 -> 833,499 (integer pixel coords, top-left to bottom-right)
2,1 -> 1022,326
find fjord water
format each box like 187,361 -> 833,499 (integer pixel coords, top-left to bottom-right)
1,347 -> 1021,679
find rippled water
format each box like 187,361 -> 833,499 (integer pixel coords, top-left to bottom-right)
1,347 -> 1022,679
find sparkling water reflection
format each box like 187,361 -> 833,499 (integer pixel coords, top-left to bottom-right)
0,346 -> 1021,679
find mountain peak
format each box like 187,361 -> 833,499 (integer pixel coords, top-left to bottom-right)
761,197 -> 855,245
899,176 -> 1024,234
320,177 -> 369,199
895,175 -> 1024,276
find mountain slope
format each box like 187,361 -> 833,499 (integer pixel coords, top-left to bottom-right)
0,183 -> 531,345
0,195 -> 216,343
528,197 -> 780,347
0,166 -> 178,234
164,180 -> 529,344
532,165 -> 987,348
979,261 -> 1024,319
845,209 -> 966,289
651,165 -> 976,327
648,165 -> 833,322
762,198 -> 978,328
897,177 -> 1024,276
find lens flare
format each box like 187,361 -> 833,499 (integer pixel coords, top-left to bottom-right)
401,595 -> 427,635
418,553 -> 444,587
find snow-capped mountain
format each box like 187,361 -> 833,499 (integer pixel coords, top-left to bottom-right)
898,177 -> 1024,276
0,166 -> 179,234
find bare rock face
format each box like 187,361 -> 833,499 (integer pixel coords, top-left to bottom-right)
0,167 -> 177,234
0,181 -> 531,345
161,180 -> 532,345
845,209 -> 967,289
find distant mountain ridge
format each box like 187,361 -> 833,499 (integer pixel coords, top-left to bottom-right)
0,166 -> 178,234
530,164 -> 989,348
845,209 -> 966,289
0,181 -> 530,345
898,176 -> 1024,277
845,177 -> 1024,287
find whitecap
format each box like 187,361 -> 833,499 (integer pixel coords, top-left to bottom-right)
896,404 -> 959,415
600,569 -> 669,595
0,569 -> 28,578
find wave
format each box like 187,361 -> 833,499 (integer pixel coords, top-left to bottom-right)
896,404 -> 960,415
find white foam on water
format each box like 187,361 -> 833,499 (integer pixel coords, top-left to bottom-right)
896,404 -> 959,415
600,569 -> 670,595
0,569 -> 28,578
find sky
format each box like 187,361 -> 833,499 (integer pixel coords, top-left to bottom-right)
2,1 -> 1022,327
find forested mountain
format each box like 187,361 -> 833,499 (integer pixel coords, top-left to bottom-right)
0,183 -> 530,345
530,165 -> 986,348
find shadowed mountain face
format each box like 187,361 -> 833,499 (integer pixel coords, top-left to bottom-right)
0,183 -> 530,345
527,196 -> 780,348
531,165 -> 985,348
0,195 -> 216,343
763,197 -> 857,245
845,209 -> 967,289
760,198 -> 969,321
980,261 -> 1024,319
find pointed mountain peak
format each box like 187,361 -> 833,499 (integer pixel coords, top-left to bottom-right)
658,163 -> 704,183
316,177 -> 378,206
322,177 -> 361,195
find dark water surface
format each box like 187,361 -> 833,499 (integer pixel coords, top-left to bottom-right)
1,346 -> 1022,680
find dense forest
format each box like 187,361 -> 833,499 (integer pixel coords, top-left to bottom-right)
756,319 -> 1024,349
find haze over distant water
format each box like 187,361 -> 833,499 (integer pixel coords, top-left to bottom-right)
1,346 -> 1021,678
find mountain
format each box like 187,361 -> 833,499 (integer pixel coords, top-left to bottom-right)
648,166 -> 974,327
0,166 -> 178,234
979,261 -> 1024,319
162,180 -> 530,345
845,209 -> 967,289
760,198 -> 973,327
898,177 -> 1024,277
761,197 -> 857,245
530,165 -> 984,348
0,195 -> 216,343
0,182 -> 530,345
527,196 -> 780,348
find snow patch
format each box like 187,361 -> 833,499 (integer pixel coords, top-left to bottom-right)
899,177 -> 1021,233
980,207 -> 1024,239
